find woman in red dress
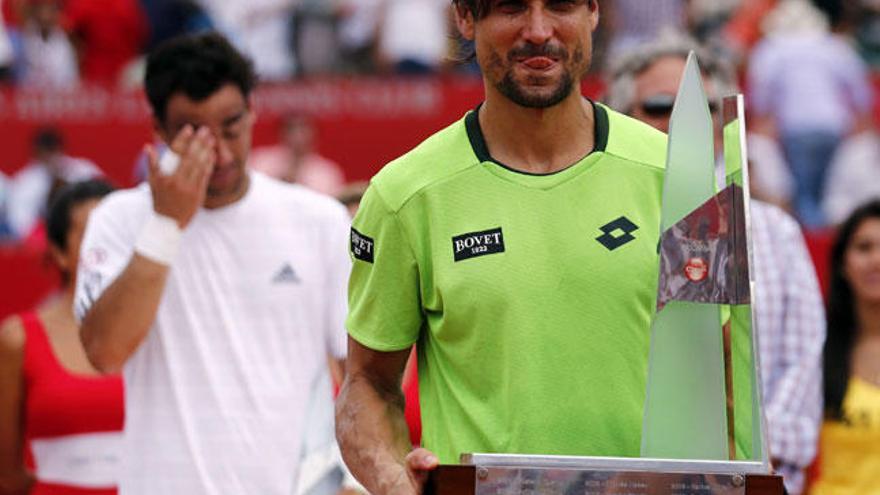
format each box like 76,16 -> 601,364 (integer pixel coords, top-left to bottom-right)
0,180 -> 123,495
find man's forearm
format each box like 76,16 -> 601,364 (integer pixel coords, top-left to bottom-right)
81,254 -> 170,374
336,372 -> 414,494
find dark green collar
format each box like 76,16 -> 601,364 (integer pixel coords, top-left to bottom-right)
465,99 -> 609,177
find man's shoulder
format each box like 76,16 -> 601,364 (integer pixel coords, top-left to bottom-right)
90,184 -> 152,223
369,114 -> 477,212
600,105 -> 668,173
251,172 -> 348,222
77,185 -> 150,254
0,314 -> 25,361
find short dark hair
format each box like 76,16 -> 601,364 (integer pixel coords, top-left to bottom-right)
144,32 -> 257,125
46,180 -> 114,251
451,0 -> 598,62
812,0 -> 844,28
33,127 -> 63,153
824,199 -> 880,419
452,0 -> 492,19
452,0 -> 597,19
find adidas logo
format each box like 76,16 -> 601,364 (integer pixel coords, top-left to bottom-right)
272,263 -> 300,284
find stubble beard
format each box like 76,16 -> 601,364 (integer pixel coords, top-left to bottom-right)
206,163 -> 247,200
491,44 -> 586,109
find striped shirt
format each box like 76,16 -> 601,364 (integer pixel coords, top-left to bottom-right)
751,200 -> 825,495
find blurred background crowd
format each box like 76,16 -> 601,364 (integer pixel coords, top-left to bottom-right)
2,0 -> 880,223
1,0 -> 880,492
3,0 -> 880,238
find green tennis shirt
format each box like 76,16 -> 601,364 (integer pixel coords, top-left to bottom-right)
347,102 -> 669,463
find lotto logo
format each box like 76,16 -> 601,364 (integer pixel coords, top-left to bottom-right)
596,216 -> 639,251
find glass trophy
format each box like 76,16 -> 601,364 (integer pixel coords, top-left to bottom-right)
426,53 -> 784,495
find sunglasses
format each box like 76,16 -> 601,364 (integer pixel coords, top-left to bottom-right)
638,94 -> 718,117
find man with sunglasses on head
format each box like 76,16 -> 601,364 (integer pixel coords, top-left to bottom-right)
335,2 -> 756,494
606,35 -> 825,495
605,33 -> 729,136
606,33 -> 794,209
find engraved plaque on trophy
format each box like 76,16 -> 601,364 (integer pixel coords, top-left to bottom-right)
427,455 -> 783,495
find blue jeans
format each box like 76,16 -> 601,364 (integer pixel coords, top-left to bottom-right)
781,130 -> 840,228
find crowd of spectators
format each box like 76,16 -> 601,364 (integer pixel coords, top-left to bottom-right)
0,3 -> 876,255
0,0 -> 877,233
0,0 -> 875,82
0,0 -> 463,85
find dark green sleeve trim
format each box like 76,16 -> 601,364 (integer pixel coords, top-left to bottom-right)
593,101 -> 609,153
347,326 -> 417,353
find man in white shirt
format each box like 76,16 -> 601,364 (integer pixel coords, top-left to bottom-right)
748,0 -> 873,228
194,0 -> 298,80
9,0 -> 79,88
7,129 -> 102,240
75,32 -> 352,494
0,0 -> 14,79
823,129 -> 880,226
378,0 -> 451,73
249,115 -> 346,197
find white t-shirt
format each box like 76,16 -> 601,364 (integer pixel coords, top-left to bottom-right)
8,156 -> 102,238
74,172 -> 351,495
379,0 -> 450,67
823,130 -> 880,225
16,24 -> 79,88
748,32 -> 873,135
195,0 -> 296,79
0,6 -> 13,68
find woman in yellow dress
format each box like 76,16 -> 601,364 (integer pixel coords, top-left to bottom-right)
812,200 -> 880,495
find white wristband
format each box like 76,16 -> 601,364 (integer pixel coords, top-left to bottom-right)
135,213 -> 182,266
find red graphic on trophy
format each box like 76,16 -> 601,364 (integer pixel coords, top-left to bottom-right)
684,257 -> 708,282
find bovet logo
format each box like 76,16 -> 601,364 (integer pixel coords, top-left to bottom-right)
350,228 -> 375,263
452,227 -> 505,262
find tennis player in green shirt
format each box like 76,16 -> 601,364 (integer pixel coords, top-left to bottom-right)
336,1 -> 670,493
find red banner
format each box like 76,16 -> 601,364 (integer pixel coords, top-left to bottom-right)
0,77 -> 608,319
0,78 -> 491,185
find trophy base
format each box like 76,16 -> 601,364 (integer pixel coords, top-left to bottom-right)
426,454 -> 785,495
